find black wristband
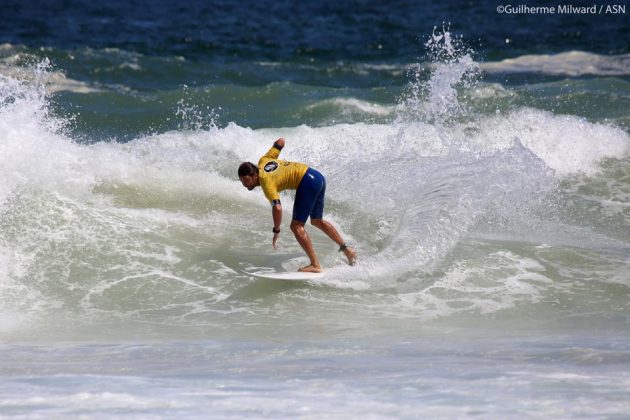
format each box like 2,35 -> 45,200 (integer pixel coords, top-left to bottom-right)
273,142 -> 283,151
273,227 -> 281,233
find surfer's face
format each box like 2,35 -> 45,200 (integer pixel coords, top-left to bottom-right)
240,174 -> 258,190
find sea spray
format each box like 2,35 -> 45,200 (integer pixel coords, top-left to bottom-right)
0,60 -> 81,204
0,31 -> 629,339
325,27 -> 532,283
397,25 -> 480,126
174,84 -> 222,132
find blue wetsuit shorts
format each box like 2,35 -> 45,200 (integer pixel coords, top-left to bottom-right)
293,168 -> 326,223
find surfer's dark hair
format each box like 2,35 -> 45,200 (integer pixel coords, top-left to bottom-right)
238,162 -> 258,177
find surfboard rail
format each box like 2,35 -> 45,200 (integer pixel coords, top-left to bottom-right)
241,270 -> 326,281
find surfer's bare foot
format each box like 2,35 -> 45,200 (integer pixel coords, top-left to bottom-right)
343,247 -> 357,266
298,264 -> 322,273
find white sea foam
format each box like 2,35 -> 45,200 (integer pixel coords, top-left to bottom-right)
466,108 -> 630,176
1,43 -> 629,331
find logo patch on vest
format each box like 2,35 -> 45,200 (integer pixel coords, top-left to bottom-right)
264,161 -> 279,173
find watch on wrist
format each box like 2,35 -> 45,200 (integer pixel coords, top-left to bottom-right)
272,227 -> 281,233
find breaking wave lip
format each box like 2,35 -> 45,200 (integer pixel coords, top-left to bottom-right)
257,51 -> 630,78
305,97 -> 395,117
258,50 -> 630,78
0,64 -> 100,94
0,45 -> 101,94
481,51 -> 630,76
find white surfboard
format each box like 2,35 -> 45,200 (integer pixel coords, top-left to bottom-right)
242,270 -> 326,281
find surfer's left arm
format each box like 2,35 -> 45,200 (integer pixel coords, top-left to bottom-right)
272,200 -> 282,248
262,138 -> 285,159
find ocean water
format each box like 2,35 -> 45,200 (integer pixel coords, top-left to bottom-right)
1,0 -> 629,418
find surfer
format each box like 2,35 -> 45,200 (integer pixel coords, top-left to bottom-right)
238,138 -> 357,273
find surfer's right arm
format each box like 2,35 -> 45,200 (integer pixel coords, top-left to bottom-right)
272,200 -> 282,249
262,182 -> 282,248
264,137 -> 285,249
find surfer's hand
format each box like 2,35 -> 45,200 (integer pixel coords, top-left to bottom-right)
272,232 -> 280,249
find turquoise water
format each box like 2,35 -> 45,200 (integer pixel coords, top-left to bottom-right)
1,1 -> 630,417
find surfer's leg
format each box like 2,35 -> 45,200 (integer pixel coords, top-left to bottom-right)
292,168 -> 326,272
290,219 -> 322,272
310,219 -> 357,266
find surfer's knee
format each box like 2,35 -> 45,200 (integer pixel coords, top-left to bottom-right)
290,219 -> 305,234
310,218 -> 324,228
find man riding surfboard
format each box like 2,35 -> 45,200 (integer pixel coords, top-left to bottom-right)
238,138 -> 357,273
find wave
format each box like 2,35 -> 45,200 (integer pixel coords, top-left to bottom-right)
6,42 -> 630,106
481,51 -> 630,76
259,51 -> 630,79
304,97 -> 395,119
1,45 -> 101,94
1,35 -> 629,339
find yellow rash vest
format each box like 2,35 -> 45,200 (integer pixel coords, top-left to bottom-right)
257,144 -> 308,204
